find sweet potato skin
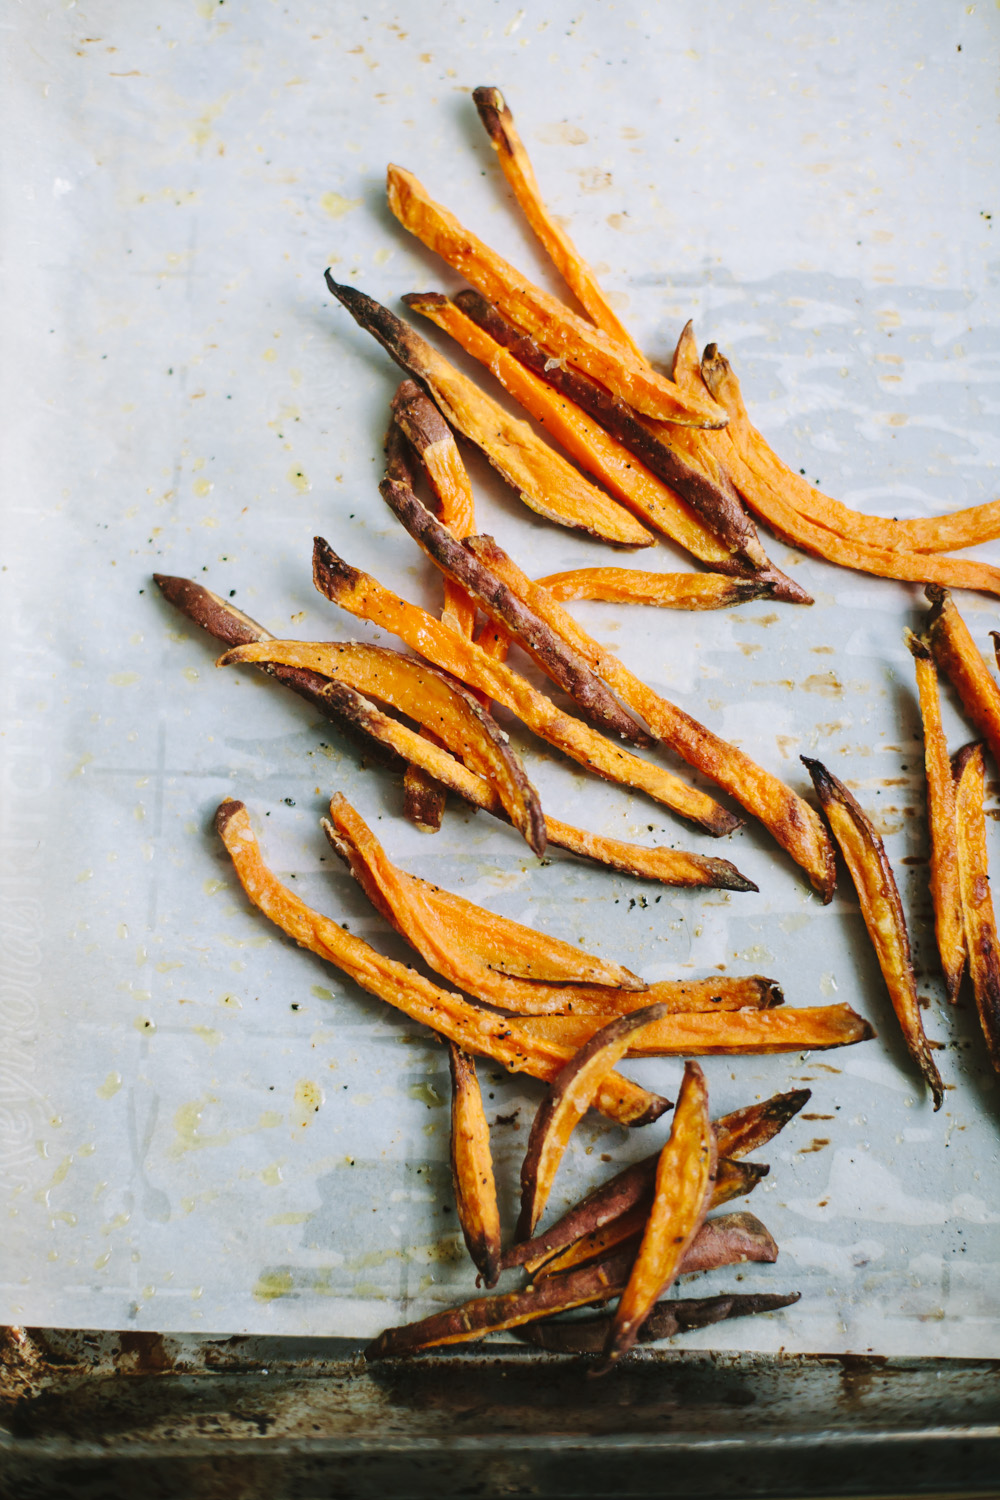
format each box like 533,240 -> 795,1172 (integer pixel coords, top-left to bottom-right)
310,538 -> 741,837
515,1291 -> 800,1354
953,744 -> 1000,1072
803,757 -> 943,1109
512,1005 -> 874,1056
449,1044 -> 502,1287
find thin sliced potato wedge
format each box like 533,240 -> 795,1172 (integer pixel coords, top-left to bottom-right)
925,585 -> 1000,770
537,567 -> 775,610
449,1044 -> 502,1287
512,1005 -> 873,1056
953,744 -> 1000,1072
516,1291 -> 800,1354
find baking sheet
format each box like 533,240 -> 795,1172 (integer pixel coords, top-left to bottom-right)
2,0 -> 999,1355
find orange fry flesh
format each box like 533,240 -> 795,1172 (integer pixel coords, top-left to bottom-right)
328,278 -> 654,547
953,745 -> 1000,1073
309,540 -> 741,837
385,164 -> 728,428
215,800 -> 666,1127
465,534 -> 837,898
538,567 -> 775,610
483,972 -> 782,1021
925,586 -> 1000,771
599,1061 -> 716,1371
404,291 -> 732,566
685,346 -> 1000,598
905,630 -> 966,1003
449,1044 -> 502,1287
517,1004 -> 671,1240
472,85 -> 645,358
512,1004 -> 873,1056
803,758 -> 943,1108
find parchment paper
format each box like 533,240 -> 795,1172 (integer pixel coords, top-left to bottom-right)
2,0 -> 998,1355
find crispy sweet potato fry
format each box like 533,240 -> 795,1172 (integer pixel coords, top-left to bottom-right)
472,85 -> 644,358
690,341 -> 1000,555
684,345 -> 1000,599
404,290 -> 739,570
953,744 -> 1000,1072
385,165 -> 728,428
220,638 -> 544,856
216,800 -> 667,1127
482,973 -> 781,1021
380,475 -> 652,747
327,278 -> 655,547
537,567 -> 775,610
517,1005 -> 672,1240
451,290 -> 811,599
905,630 -> 966,1003
516,1291 -> 801,1354
533,1159 -> 768,1280
464,534 -> 837,898
598,1061 -> 716,1370
503,1089 -> 807,1276
513,1004 -> 873,1056
449,1044 -> 501,1287
925,586 -> 1000,770
803,757 -> 943,1108
310,539 -> 742,836
364,1212 -> 777,1358
157,573 -> 750,885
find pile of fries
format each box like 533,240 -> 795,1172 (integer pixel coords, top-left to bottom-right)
152,85 -> 1000,1360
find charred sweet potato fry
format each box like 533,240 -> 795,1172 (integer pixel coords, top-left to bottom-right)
220,637 -> 546,856
384,165 -> 728,428
905,630 -> 966,1003
464,534 -> 837,898
953,745 -> 1000,1072
404,290 -> 737,569
327,278 -> 655,547
513,1004 -> 873,1056
451,290 -> 811,599
687,345 -> 1000,599
310,539 -> 741,836
449,1044 -> 502,1287
491,973 -> 781,1021
803,757 -> 943,1108
597,1062 -> 716,1370
516,1291 -> 801,1354
364,1212 -> 777,1358
533,1158 -> 768,1280
537,567 -> 776,610
158,573 -> 748,885
925,586 -> 1000,769
216,800 -> 667,1127
472,85 -> 644,358
380,475 -> 652,747
506,1089 -> 806,1276
517,1006 -> 672,1240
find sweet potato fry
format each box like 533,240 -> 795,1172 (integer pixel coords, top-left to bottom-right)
157,573 -> 750,885
685,345 -> 1000,599
533,1159 -> 768,1280
216,800 -> 667,1127
803,757 -> 943,1108
953,744 -> 1000,1072
513,1004 -> 873,1057
905,630 -> 966,1003
449,1044 -> 501,1287
597,1061 -> 716,1370
517,1005 -> 672,1240
327,278 -> 655,547
537,567 -> 775,610
472,85 -> 645,358
310,539 -> 742,836
385,165 -> 727,428
364,1212 -> 777,1358
503,1088 -> 807,1275
515,1291 -> 801,1354
220,638 -> 545,857
690,340 -> 1000,555
925,586 -> 1000,770
464,534 -> 837,898
380,475 -> 652,747
404,290 -> 739,570
450,290 -> 811,599
483,973 -> 780,1021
